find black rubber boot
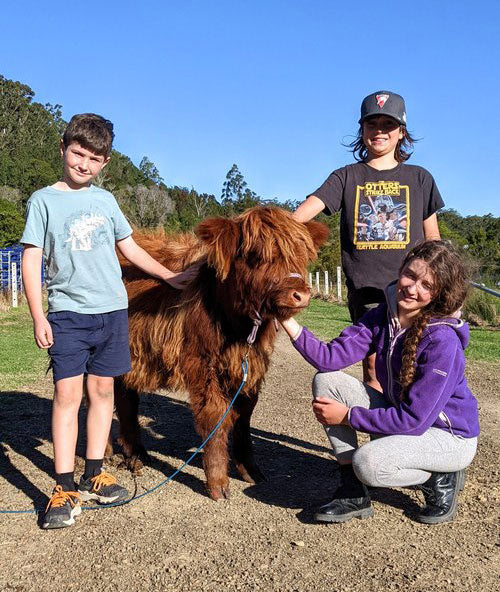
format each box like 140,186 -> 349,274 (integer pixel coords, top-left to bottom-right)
415,469 -> 465,524
314,464 -> 374,523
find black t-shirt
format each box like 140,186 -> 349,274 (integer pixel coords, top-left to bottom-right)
310,162 -> 444,291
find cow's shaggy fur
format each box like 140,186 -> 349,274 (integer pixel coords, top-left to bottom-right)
113,206 -> 328,500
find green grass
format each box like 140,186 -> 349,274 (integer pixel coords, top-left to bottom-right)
297,299 -> 352,340
0,302 -> 49,391
467,327 -> 500,361
298,298 -> 500,362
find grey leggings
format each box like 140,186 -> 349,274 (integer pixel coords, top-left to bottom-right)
313,371 -> 478,488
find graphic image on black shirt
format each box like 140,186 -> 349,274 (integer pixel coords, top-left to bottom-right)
353,181 -> 410,250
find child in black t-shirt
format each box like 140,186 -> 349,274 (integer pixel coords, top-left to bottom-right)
293,90 -> 444,390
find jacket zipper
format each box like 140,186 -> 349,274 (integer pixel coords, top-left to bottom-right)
386,311 -> 405,406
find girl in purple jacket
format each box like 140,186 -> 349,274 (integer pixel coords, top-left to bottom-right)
281,240 -> 479,524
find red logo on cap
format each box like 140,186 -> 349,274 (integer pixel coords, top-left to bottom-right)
376,94 -> 389,108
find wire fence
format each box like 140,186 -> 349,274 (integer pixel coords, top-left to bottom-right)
0,246 -> 24,292
0,246 -> 46,307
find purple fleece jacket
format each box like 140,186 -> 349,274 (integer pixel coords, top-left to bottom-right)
292,283 -> 479,438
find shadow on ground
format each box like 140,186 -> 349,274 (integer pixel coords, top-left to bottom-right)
0,389 -> 418,519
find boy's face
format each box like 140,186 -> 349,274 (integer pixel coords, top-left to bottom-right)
362,115 -> 403,158
60,141 -> 110,188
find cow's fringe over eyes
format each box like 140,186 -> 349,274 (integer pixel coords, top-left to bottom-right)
239,207 -> 320,267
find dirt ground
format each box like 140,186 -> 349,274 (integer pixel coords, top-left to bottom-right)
0,331 -> 498,592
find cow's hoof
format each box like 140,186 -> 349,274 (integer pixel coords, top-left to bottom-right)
104,442 -> 114,459
207,485 -> 230,501
119,454 -> 145,475
236,462 -> 267,484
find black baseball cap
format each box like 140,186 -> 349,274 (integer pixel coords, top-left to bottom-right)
359,91 -> 407,126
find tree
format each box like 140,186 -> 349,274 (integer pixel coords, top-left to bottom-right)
438,209 -> 499,283
308,212 -> 341,273
105,151 -> 147,190
139,156 -> 164,185
168,186 -> 223,231
0,198 -> 25,247
221,164 -> 261,215
117,184 -> 174,228
221,164 -> 247,203
0,186 -> 23,210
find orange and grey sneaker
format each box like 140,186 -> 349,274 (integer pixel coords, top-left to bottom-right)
42,485 -> 81,529
78,470 -> 129,504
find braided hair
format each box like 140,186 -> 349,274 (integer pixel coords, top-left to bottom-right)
398,241 -> 469,399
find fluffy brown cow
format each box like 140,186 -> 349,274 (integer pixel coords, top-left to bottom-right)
113,206 -> 328,500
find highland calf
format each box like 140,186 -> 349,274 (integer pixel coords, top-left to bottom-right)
114,206 -> 328,500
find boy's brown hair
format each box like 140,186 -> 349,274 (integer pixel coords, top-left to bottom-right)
62,113 -> 114,158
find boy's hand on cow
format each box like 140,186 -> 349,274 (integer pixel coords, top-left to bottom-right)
163,262 -> 202,290
33,317 -> 54,349
312,397 -> 350,426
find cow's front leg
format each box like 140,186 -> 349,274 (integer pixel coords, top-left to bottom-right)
114,377 -> 149,473
233,391 -> 266,484
191,391 -> 235,501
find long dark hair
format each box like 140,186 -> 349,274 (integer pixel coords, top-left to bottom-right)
398,241 -> 469,398
346,125 -> 416,163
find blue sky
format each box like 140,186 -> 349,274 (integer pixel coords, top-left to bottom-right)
1,0 -> 498,216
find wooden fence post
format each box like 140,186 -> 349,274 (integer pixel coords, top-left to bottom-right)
11,262 -> 18,307
315,271 -> 320,293
336,266 -> 342,301
324,270 -> 329,295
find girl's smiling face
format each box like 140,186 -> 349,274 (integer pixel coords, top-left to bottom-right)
362,115 -> 403,158
397,258 -> 435,316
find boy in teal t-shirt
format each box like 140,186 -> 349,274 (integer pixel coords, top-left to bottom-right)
21,113 -> 193,529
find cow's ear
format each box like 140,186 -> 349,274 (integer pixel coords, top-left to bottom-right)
304,220 -> 329,251
196,217 -> 240,280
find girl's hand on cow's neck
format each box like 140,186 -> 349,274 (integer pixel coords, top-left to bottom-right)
280,317 -> 302,341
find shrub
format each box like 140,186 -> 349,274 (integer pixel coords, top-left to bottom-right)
0,198 -> 25,247
463,289 -> 499,327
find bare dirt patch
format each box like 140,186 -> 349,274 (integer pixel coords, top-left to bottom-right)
0,332 -> 498,592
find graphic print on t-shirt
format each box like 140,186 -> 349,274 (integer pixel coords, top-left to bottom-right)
353,181 -> 410,250
62,209 -> 108,252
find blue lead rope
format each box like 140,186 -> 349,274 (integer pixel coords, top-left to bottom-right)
0,356 -> 249,516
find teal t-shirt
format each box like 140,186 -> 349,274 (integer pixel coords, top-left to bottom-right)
21,185 -> 132,313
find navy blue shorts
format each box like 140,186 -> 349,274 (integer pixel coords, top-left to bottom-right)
47,309 -> 131,383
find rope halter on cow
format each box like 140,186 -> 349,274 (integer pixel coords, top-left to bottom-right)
247,310 -> 263,345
